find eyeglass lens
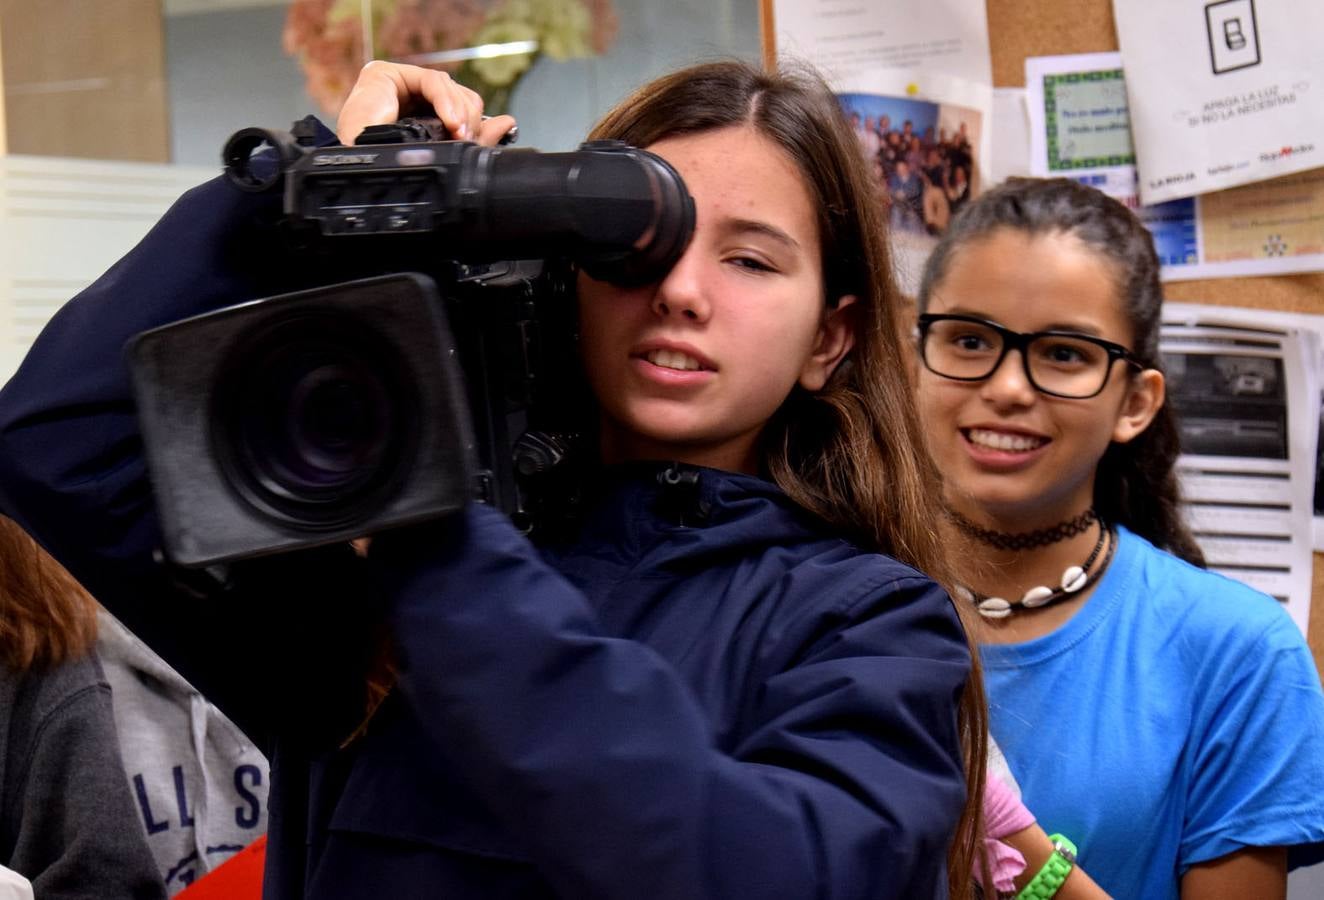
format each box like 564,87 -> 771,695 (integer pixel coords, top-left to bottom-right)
922,318 -> 1114,398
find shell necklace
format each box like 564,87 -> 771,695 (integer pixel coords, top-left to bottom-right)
955,520 -> 1115,619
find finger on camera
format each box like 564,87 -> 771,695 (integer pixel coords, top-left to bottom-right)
337,60 -> 404,145
476,114 -> 517,146
339,61 -> 497,145
337,61 -> 456,144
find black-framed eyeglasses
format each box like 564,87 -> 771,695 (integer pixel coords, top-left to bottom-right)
916,313 -> 1144,399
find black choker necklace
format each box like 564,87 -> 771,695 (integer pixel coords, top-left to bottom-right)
949,507 -> 1099,551
955,521 -> 1115,619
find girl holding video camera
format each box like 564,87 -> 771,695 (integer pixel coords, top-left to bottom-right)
0,60 -> 985,898
911,176 -> 1324,899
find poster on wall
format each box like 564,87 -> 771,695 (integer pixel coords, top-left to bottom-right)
768,0 -> 991,86
1160,302 -> 1322,635
1025,52 -> 1324,281
765,0 -> 994,292
1111,0 -> 1324,205
833,69 -> 992,291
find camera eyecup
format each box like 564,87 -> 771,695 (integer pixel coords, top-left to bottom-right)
224,128 -> 303,193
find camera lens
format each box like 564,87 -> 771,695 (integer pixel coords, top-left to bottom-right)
212,312 -> 421,530
270,362 -> 388,484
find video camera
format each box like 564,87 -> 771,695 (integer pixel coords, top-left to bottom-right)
127,117 -> 694,568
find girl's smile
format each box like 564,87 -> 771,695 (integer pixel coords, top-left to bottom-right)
960,426 -> 1051,470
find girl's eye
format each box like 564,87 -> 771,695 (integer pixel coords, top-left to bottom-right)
1035,340 -> 1096,367
728,255 -> 776,273
951,332 -> 995,353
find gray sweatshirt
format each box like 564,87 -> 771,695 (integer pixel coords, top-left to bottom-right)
0,652 -> 166,899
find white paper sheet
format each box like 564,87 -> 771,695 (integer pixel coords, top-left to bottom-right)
1024,52 -> 1324,281
770,0 -> 991,86
1111,0 -> 1324,205
989,87 -> 1032,186
1160,302 -> 1322,634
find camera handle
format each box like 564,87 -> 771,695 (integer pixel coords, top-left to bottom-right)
356,116 -> 518,146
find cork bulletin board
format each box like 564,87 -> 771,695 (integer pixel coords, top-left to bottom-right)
761,0 -> 1324,675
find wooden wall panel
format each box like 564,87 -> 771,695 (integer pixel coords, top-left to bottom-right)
0,0 -> 170,162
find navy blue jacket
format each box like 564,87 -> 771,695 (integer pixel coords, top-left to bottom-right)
0,172 -> 971,899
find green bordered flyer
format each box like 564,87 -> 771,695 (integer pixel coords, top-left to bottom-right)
1043,68 -> 1135,171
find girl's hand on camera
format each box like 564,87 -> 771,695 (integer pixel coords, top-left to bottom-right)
337,61 -> 517,147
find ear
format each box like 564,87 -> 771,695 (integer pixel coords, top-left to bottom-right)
1112,367 -> 1165,444
798,295 -> 858,391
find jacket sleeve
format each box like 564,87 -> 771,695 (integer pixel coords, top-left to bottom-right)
371,503 -> 971,900
0,175 -> 374,749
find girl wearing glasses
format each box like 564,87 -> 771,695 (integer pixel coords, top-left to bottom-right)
913,176 -> 1324,899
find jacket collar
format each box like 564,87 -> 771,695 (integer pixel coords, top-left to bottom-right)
544,462 -> 836,569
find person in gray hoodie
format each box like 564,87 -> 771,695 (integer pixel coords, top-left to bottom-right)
0,515 -> 165,900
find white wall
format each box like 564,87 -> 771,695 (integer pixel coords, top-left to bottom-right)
0,155 -> 212,383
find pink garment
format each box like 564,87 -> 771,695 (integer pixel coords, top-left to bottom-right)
980,769 -> 1036,894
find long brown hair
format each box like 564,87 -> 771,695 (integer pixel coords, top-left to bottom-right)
0,514 -> 99,671
590,59 -> 987,900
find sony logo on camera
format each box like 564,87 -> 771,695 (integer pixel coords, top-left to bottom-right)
312,152 -> 381,166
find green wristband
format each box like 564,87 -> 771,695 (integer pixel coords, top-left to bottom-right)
1014,833 -> 1077,900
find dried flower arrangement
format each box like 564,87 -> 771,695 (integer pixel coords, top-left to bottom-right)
284,0 -> 618,116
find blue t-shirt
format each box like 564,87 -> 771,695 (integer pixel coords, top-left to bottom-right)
983,526 -> 1324,900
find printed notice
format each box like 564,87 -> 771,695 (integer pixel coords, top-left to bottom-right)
1041,68 -> 1133,171
1111,0 -> 1324,205
770,0 -> 991,87
1025,53 -> 1324,280
1160,303 -> 1321,635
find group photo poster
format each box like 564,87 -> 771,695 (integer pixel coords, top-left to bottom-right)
837,69 -> 992,228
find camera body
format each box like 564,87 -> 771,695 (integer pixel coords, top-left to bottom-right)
127,120 -> 694,568
224,117 -> 693,285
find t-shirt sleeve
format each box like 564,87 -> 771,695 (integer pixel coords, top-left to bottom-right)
1180,598 -> 1324,869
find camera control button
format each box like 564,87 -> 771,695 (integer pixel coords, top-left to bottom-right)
397,148 -> 437,167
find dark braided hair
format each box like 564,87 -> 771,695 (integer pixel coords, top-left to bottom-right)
917,177 -> 1205,566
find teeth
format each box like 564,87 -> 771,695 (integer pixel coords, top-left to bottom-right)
646,349 -> 702,371
967,428 -> 1046,452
